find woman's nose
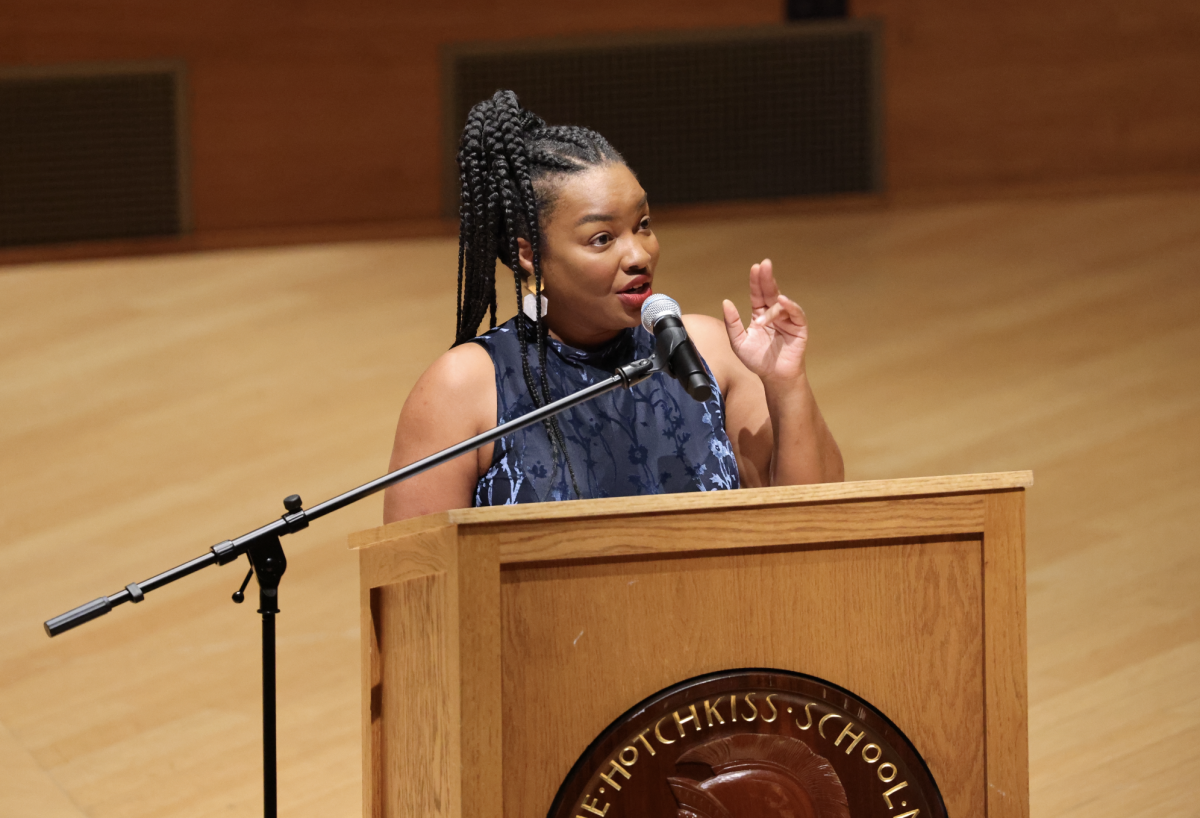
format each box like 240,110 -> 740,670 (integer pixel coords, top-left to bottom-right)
621,236 -> 652,270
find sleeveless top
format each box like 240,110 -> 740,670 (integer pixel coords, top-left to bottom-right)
470,317 -> 740,505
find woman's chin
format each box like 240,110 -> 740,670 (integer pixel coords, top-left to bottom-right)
612,307 -> 643,329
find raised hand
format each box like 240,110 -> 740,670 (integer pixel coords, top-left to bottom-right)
721,259 -> 809,386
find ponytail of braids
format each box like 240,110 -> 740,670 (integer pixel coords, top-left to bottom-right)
453,90 -> 624,501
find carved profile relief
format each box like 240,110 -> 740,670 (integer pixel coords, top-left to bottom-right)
667,734 -> 850,818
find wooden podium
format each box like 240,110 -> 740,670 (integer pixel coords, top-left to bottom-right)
349,472 -> 1031,818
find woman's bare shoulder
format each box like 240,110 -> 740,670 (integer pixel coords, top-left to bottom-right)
384,341 -> 496,521
681,313 -> 731,345
416,341 -> 494,395
681,313 -> 739,371
402,341 -> 495,423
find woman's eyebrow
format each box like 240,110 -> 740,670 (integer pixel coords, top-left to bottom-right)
574,195 -> 649,227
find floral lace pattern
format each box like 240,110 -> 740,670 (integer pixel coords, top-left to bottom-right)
471,318 -> 739,505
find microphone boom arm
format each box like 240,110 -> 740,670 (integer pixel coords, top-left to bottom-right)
44,355 -> 657,637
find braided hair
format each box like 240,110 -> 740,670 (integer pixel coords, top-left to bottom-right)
454,90 -> 624,500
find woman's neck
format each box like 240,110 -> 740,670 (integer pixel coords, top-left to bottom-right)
545,320 -> 627,351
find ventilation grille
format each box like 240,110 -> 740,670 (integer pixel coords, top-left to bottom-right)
443,22 -> 881,215
0,64 -> 187,247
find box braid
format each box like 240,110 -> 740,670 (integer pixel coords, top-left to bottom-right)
453,90 -> 624,500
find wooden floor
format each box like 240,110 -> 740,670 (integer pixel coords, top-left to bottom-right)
1,188 -> 1197,817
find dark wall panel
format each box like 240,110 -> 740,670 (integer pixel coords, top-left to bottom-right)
447,24 -> 879,215
0,66 -> 184,247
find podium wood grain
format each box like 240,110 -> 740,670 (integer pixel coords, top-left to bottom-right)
360,525 -> 501,818
355,473 -> 1031,818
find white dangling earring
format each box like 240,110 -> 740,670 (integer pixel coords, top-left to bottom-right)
523,292 -> 549,321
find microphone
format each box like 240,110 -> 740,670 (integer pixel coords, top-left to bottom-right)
641,294 -> 713,402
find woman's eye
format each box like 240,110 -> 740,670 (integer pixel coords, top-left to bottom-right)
640,217 -> 652,230
591,233 -> 612,247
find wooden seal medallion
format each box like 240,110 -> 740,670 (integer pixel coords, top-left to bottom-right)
547,670 -> 946,818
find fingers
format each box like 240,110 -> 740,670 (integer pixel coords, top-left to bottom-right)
752,301 -> 787,329
777,293 -> 808,328
748,262 -> 766,313
722,299 -> 746,350
751,294 -> 807,337
748,258 -> 779,315
758,259 -> 781,305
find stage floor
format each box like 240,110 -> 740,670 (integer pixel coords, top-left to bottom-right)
2,188 -> 1197,817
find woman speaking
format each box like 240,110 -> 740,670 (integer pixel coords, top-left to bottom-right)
383,91 -> 843,523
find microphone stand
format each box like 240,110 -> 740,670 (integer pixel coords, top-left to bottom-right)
43,354 -> 657,818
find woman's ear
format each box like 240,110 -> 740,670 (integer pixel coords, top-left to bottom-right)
516,238 -> 535,279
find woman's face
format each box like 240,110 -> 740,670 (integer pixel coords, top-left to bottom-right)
518,162 -> 659,349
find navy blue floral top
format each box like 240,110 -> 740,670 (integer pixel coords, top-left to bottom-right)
470,318 -> 740,505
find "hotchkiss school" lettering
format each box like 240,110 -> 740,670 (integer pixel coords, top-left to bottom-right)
575,692 -> 921,818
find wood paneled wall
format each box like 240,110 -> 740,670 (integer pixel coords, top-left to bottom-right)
0,0 -> 778,237
2,0 -> 1198,245
858,0 -> 1200,198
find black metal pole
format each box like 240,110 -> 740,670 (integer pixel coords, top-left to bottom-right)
262,610 -> 276,818
247,532 -> 285,818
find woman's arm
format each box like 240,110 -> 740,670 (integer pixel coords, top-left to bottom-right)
685,259 -> 843,487
381,343 -> 497,523
756,367 -> 844,486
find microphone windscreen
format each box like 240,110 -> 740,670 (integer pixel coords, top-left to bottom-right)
641,293 -> 681,333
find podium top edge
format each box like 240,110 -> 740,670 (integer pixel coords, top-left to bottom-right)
349,470 -> 1032,550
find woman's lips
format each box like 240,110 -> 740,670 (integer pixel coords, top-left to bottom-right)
616,282 -> 654,310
